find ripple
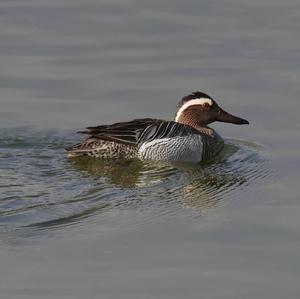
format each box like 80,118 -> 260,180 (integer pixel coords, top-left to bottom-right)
0,128 -> 275,235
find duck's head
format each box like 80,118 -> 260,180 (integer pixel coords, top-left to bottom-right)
175,91 -> 249,127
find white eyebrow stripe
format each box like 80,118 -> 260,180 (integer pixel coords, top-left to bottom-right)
175,98 -> 213,122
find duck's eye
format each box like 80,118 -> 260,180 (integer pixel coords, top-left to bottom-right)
203,102 -> 211,108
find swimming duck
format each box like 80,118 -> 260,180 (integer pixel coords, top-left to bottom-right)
66,91 -> 249,163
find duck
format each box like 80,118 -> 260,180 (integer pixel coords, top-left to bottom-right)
66,91 -> 249,163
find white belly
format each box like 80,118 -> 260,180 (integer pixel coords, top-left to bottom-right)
138,135 -> 203,163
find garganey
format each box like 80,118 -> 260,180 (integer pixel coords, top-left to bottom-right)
66,91 -> 249,163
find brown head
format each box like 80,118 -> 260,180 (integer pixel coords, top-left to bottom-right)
175,91 -> 249,128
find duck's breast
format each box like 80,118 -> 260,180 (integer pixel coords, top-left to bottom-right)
138,135 -> 203,163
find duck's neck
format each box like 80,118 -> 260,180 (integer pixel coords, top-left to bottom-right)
175,116 -> 214,136
175,113 -> 200,128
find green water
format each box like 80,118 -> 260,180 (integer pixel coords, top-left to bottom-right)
1,0 -> 300,298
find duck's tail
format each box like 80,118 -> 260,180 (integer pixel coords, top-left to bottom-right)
65,141 -> 93,158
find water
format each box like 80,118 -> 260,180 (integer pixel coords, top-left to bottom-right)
0,129 -> 270,229
0,0 -> 300,298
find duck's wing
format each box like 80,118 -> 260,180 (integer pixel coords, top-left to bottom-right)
78,118 -> 200,147
78,118 -> 163,146
136,120 -> 200,147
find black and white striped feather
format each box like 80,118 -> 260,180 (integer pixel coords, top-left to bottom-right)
78,118 -> 201,148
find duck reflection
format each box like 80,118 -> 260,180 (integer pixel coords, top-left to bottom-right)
68,143 -> 252,213
69,157 -> 145,188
